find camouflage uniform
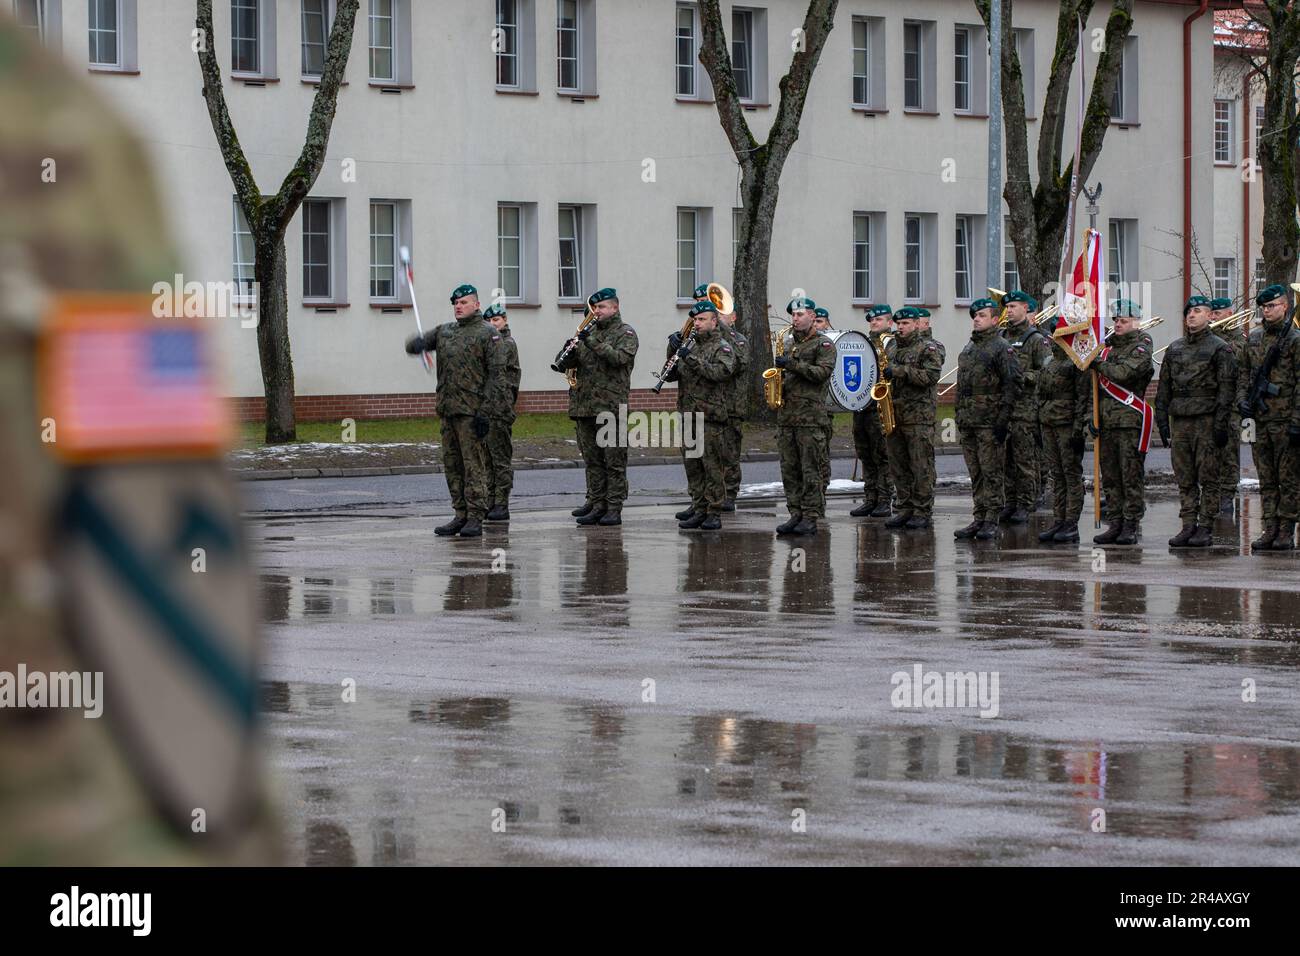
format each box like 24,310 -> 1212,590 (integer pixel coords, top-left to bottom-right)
955,327 -> 1020,524
720,320 -> 749,501
1155,328 -> 1235,530
419,311 -> 508,522
852,328 -> 893,508
484,324 -> 521,509
1093,329 -> 1155,531
1218,331 -> 1248,502
777,328 -> 836,519
1236,317 -> 1300,541
559,311 -> 639,512
1001,317 -> 1051,514
885,330 -> 944,520
1038,343 -> 1090,528
668,326 -> 737,516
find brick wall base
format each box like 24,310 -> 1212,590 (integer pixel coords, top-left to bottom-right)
230,388 -> 680,423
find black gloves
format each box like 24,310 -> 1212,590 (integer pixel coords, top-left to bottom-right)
774,355 -> 789,369
1158,424 -> 1171,449
405,333 -> 426,355
1290,426 -> 1300,448
1214,426 -> 1230,449
667,331 -> 683,351
882,365 -> 894,381
676,341 -> 693,359
1034,429 -> 1044,449
472,415 -> 490,440
1088,422 -> 1101,438
577,325 -> 592,341
1070,433 -> 1086,455
993,423 -> 1009,445
1238,401 -> 1254,420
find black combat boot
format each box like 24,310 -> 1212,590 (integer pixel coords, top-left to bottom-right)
1187,526 -> 1213,548
997,504 -> 1016,523
850,499 -> 876,517
598,508 -> 622,526
870,501 -> 893,517
1273,521 -> 1297,551
576,504 -> 607,526
884,511 -> 913,529
485,504 -> 510,522
435,516 -> 467,536
1093,521 -> 1123,545
571,501 -> 595,517
1251,522 -> 1279,551
721,498 -> 736,513
1053,523 -> 1080,543
679,512 -> 706,529
904,514 -> 931,529
792,517 -> 818,535
1038,520 -> 1066,542
776,514 -> 802,535
674,506 -> 697,521
1114,520 -> 1139,546
1168,525 -> 1196,548
974,521 -> 999,540
457,518 -> 483,538
700,514 -> 722,530
1007,506 -> 1029,524
955,520 -> 981,539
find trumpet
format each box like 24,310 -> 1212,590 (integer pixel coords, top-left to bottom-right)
763,322 -> 790,410
871,333 -> 896,434
1209,308 -> 1252,331
651,314 -> 698,393
989,287 -> 1011,326
551,302 -> 600,387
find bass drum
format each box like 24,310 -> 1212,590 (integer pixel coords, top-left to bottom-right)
822,329 -> 879,411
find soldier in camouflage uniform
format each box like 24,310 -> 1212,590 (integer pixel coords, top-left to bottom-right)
719,297 -> 748,511
482,304 -> 520,522
555,287 -> 639,526
1092,307 -> 1155,546
406,284 -> 507,538
999,291 -> 1050,524
1155,296 -> 1236,548
851,303 -> 894,518
1236,283 -> 1300,550
883,307 -> 945,530
1210,297 -> 1243,512
1036,319 -> 1090,544
775,297 -> 836,535
667,300 -> 737,529
954,299 -> 1020,541
813,307 -> 836,491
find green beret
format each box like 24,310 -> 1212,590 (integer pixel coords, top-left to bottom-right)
482,304 -> 506,320
867,303 -> 892,319
449,283 -> 477,302
1004,290 -> 1038,311
916,308 -> 931,318
814,307 -> 829,319
894,306 -> 920,321
1111,299 -> 1143,319
589,287 -> 618,306
1209,297 -> 1232,311
787,296 -> 816,314
692,283 -> 710,300
688,300 -> 717,317
1257,283 -> 1286,306
969,298 -> 997,317
1183,294 -> 1212,316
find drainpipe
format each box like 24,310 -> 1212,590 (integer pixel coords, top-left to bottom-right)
1184,0 -> 1211,300
1243,72 -> 1252,306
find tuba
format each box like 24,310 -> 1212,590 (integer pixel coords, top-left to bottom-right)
551,302 -> 600,387
870,333 -> 896,435
762,322 -> 789,410
705,282 -> 734,315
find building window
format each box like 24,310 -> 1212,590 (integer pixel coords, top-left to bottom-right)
1015,28 -> 1035,118
496,0 -> 535,91
954,26 -> 970,112
1214,100 -> 1233,164
1255,104 -> 1265,166
1213,258 -> 1234,302
732,8 -> 753,101
676,208 -> 713,301
87,0 -> 117,65
1110,35 -> 1138,124
955,216 -> 973,302
853,213 -> 871,301
231,0 -> 260,74
233,200 -> 255,297
369,0 -> 394,81
302,199 -> 333,300
1003,219 -> 1019,292
558,204 -> 582,299
301,0 -> 329,78
498,204 -> 523,300
851,16 -> 885,110
905,216 -> 922,301
904,20 -> 935,112
497,0 -> 518,87
953,24 -> 988,114
1108,218 -> 1137,289
15,0 -> 61,47
1255,258 -> 1265,297
556,0 -> 579,90
369,201 -> 397,300
676,4 -> 695,97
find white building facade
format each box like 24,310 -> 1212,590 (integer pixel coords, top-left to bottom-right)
21,0 -> 1222,418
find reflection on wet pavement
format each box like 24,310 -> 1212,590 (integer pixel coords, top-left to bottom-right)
254,497 -> 1300,865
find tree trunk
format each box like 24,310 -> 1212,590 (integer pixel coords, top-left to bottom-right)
1261,31 -> 1300,287
254,236 -> 295,444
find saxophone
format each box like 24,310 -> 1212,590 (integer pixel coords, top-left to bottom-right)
763,325 -> 787,410
870,333 -> 896,435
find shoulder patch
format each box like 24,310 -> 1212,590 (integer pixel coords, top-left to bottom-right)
491,335 -> 501,341
1136,347 -> 1147,354
821,340 -> 832,347
625,329 -> 635,335
722,347 -> 732,353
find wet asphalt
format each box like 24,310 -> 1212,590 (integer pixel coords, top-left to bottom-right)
248,454 -> 1298,866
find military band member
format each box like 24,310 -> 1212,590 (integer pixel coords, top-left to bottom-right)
1155,295 -> 1236,548
883,307 -> 944,530
483,303 -> 521,522
999,290 -> 1050,523
405,284 -> 506,538
1209,296 -> 1243,512
667,300 -> 738,529
813,306 -> 836,491
555,287 -> 639,526
688,283 -> 749,513
852,303 -> 894,518
775,297 -> 836,535
1092,305 -> 1155,546
1236,283 -> 1300,550
954,299 -> 1020,541
1036,316 -> 1090,544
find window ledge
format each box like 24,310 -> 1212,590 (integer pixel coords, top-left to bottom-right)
88,66 -> 140,75
557,90 -> 598,99
1214,160 -> 1237,167
954,112 -> 989,119
903,109 -> 941,117
302,77 -> 350,86
741,101 -> 771,110
370,303 -> 411,310
558,299 -> 587,308
232,73 -> 279,84
496,87 -> 539,96
852,106 -> 888,115
304,302 -> 350,309
675,96 -> 717,105
370,81 -> 415,91
852,302 -> 883,309
502,302 -> 541,309
1112,121 -> 1140,129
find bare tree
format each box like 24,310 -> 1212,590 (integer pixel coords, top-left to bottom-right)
196,0 -> 359,443
698,0 -> 839,418
975,0 -> 1133,300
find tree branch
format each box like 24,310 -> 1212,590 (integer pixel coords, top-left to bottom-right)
195,0 -> 262,228
699,1 -> 759,167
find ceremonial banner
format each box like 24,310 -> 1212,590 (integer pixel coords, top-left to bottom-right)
1053,227 -> 1107,371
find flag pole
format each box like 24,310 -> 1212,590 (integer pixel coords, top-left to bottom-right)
1092,370 -> 1101,527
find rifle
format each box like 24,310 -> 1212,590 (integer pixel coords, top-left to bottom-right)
1243,317 -> 1295,418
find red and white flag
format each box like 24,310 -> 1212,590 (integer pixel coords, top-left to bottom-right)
1053,227 -> 1107,370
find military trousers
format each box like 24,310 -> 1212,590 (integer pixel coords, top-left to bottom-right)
820,416 -> 835,489
722,419 -> 744,500
1098,427 -> 1146,523
484,418 -> 515,505
959,427 -> 1005,522
683,418 -> 728,515
1170,414 -> 1221,527
1251,421 -> 1299,522
1041,425 -> 1084,524
1004,419 -> 1040,508
442,414 -> 489,520
778,424 -> 828,518
887,423 -> 935,517
1218,414 -> 1242,500
574,415 -> 630,509
852,408 -> 892,504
